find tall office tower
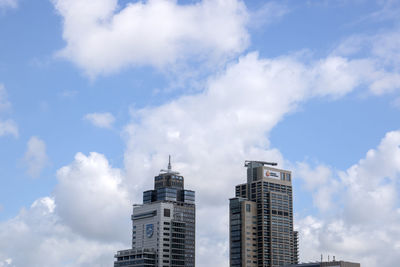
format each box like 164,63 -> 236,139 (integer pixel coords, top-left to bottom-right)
230,161 -> 299,267
114,157 -> 195,267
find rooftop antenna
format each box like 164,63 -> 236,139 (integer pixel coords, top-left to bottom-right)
160,155 -> 180,175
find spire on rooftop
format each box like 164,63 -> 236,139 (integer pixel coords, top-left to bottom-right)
160,155 -> 179,175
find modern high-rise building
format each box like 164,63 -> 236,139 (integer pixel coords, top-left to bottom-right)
230,161 -> 298,267
114,157 -> 195,267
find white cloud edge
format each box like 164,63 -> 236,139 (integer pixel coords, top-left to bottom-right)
23,136 -> 49,177
83,112 -> 115,129
51,0 -> 250,77
0,119 -> 18,138
3,129 -> 400,267
0,84 -> 18,138
1,38 -> 400,265
1,2 -> 400,266
295,130 -> 400,266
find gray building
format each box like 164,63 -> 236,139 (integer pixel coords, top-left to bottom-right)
284,261 -> 360,267
230,161 -> 299,267
115,157 -> 195,267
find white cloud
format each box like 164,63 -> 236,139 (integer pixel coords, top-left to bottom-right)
296,163 -> 340,212
0,153 -> 131,266
249,1 -> 290,29
0,0 -> 17,9
0,46 -> 399,266
0,119 -> 18,138
51,0 -> 250,77
0,85 -> 18,138
54,152 -> 131,243
23,136 -> 49,178
2,21 -> 400,266
332,29 -> 400,95
0,197 -> 123,267
296,163 -> 332,191
121,50 -> 400,266
369,30 -> 400,69
340,130 -> 400,224
0,258 -> 12,267
84,112 -> 115,129
297,130 -> 400,267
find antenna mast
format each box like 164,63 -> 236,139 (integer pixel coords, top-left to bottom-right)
160,155 -> 179,175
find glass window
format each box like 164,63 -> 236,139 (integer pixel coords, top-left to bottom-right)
246,204 -> 251,212
164,208 -> 170,217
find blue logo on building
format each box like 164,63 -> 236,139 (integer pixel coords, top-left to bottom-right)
146,224 -> 154,238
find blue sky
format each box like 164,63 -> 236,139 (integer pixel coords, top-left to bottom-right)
0,0 -> 400,266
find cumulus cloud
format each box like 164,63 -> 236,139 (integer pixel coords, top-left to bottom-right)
0,197 -> 123,267
0,0 -> 17,9
84,112 -> 115,129
123,50 -> 400,184
3,6 -> 400,264
296,163 -> 340,212
1,45 -> 399,266
52,0 -> 249,77
297,130 -> 400,267
54,152 -> 131,243
0,152 -> 131,266
23,136 -> 49,177
340,130 -> 400,224
121,50 -> 400,265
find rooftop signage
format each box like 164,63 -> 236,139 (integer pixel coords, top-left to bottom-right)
264,169 -> 280,179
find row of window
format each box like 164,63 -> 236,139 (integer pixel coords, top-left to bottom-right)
155,175 -> 184,181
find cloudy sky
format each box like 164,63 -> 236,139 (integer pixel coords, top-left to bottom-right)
1,0 -> 400,266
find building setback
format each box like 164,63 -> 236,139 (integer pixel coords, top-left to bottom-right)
230,161 -> 299,267
114,157 -> 195,267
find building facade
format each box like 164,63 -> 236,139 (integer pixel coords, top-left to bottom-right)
230,161 -> 299,267
115,157 -> 195,267
284,260 -> 360,267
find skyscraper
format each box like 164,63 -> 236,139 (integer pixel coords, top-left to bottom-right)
230,161 -> 298,267
114,157 -> 195,267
